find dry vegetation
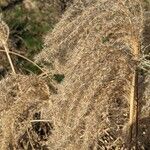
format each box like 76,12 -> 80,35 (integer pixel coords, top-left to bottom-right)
0,75 -> 51,149
0,0 -> 149,149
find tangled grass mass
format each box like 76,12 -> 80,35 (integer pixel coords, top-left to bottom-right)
0,0 -> 149,149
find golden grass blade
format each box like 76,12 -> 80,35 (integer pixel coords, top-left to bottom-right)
2,41 -> 16,74
0,49 -> 45,73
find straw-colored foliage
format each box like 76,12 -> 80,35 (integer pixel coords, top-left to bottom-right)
0,0 -> 149,149
0,75 -> 50,149
35,0 -> 148,149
